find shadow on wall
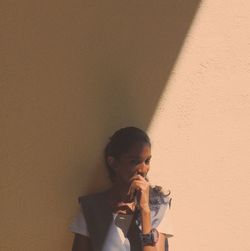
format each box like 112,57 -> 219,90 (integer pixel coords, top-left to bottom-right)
1,0 -> 201,197
78,1 -> 202,192
1,1 -> 202,193
1,2 -> 200,247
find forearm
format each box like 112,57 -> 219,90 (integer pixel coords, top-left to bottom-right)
141,208 -> 157,251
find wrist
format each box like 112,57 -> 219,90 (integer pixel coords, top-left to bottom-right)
140,203 -> 150,213
140,228 -> 159,246
140,207 -> 151,234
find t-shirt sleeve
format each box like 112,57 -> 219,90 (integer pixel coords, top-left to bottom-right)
157,199 -> 174,238
68,206 -> 90,237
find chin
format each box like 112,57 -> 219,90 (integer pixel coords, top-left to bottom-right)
115,177 -> 129,186
121,179 -> 131,187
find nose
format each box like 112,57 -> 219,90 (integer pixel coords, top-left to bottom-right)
136,163 -> 149,178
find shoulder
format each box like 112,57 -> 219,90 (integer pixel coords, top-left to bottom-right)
72,233 -> 92,251
78,190 -> 108,204
69,206 -> 90,236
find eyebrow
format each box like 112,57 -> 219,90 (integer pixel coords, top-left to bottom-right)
126,155 -> 152,159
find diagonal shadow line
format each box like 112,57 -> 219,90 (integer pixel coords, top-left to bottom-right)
80,1 -> 202,191
84,1 -> 202,132
0,1 -> 202,250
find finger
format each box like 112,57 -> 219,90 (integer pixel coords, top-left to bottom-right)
130,187 -> 136,200
137,174 -> 146,179
129,175 -> 140,183
127,184 -> 132,195
136,175 -> 150,186
131,179 -> 148,188
129,177 -> 149,196
129,175 -> 146,185
130,181 -> 147,192
135,174 -> 148,182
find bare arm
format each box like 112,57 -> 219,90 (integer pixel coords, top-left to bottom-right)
155,234 -> 168,251
141,209 -> 166,251
71,233 -> 92,251
129,175 -> 167,251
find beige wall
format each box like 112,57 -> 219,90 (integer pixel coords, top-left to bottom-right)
148,1 -> 250,250
1,1 -> 250,251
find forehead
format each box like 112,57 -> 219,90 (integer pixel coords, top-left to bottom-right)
122,142 -> 151,158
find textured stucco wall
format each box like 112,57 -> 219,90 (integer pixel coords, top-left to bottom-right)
1,1 -> 250,251
148,1 -> 250,251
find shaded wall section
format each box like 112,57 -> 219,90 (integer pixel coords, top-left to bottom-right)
0,1 -> 201,251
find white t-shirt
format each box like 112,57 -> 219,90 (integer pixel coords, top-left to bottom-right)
69,203 -> 173,251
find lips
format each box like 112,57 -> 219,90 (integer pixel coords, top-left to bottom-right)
136,172 -> 146,178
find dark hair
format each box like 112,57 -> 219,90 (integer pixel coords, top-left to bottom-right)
104,126 -> 151,182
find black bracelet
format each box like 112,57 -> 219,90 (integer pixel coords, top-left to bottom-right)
140,228 -> 159,246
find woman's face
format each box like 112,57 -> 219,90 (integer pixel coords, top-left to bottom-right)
111,142 -> 151,186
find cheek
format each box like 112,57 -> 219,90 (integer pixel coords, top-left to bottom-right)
119,165 -> 134,180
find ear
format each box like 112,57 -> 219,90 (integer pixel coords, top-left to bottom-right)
107,156 -> 115,167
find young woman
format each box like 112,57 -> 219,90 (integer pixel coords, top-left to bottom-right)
69,127 -> 173,251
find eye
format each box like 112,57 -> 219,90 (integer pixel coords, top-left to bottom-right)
130,159 -> 140,165
145,158 -> 151,165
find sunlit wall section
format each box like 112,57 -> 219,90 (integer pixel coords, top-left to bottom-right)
148,1 -> 250,251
